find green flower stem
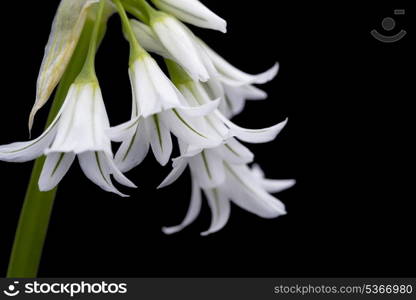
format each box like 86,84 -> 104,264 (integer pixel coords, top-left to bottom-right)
76,0 -> 107,83
114,0 -> 147,63
121,0 -> 148,23
121,0 -> 156,24
6,7 -> 106,278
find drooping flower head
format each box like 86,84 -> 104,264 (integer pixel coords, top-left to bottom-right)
1,0 -> 294,237
0,81 -> 136,196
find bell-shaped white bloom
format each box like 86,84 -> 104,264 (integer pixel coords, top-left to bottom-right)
151,0 -> 227,33
113,52 -> 286,172
110,95 -> 224,170
129,53 -> 184,118
0,82 -> 136,196
110,109 -> 221,170
149,13 -> 211,81
129,19 -> 275,118
29,0 -> 115,131
160,142 -> 294,235
111,55 -> 224,170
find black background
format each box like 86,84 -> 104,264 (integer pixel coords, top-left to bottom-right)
0,1 -> 413,277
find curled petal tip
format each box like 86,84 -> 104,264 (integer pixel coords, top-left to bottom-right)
261,62 -> 280,83
218,20 -> 227,33
126,181 -> 138,189
162,226 -> 178,235
118,192 -> 131,198
200,230 -> 216,236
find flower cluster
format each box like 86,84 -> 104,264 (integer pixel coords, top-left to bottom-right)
0,0 -> 294,235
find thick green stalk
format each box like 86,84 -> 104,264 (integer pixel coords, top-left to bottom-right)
6,18 -> 97,279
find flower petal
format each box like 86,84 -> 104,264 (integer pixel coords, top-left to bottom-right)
0,97 -> 67,162
107,116 -> 140,142
29,0 -> 99,130
152,0 -> 227,33
260,178 -> 296,193
162,179 -> 202,234
48,83 -> 112,154
223,163 -> 286,218
0,126 -> 57,163
157,157 -> 188,189
201,188 -> 230,236
104,152 -> 137,188
130,19 -> 172,58
214,138 -> 254,165
151,15 -> 209,81
217,112 -> 288,144
188,150 -> 225,189
130,60 -> 160,117
199,39 -> 279,85
132,57 -> 183,117
177,98 -> 220,117
114,120 -> 150,172
223,84 -> 267,117
251,164 -> 295,193
251,163 -> 265,178
78,151 -> 129,197
38,152 -> 76,191
160,109 -> 222,149
145,115 -> 173,166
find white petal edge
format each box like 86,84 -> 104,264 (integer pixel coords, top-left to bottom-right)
201,188 -> 231,236
223,163 -> 286,218
198,39 -> 279,85
145,116 -> 173,166
217,112 -> 288,144
162,179 -> 202,234
158,157 -> 188,189
152,0 -> 227,33
38,152 -> 76,191
78,151 -> 129,197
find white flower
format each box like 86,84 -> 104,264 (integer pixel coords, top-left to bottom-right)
149,13 -> 211,81
159,141 -> 294,235
129,19 -> 276,118
111,64 -> 285,172
132,17 -> 277,89
129,54 -> 184,118
156,77 -> 291,235
29,0 -> 100,130
110,108 -> 225,170
0,82 -> 136,196
110,55 -> 224,170
151,0 -> 227,33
